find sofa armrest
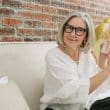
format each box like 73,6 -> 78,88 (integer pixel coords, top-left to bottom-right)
0,80 -> 30,110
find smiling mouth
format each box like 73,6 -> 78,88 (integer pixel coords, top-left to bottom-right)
68,38 -> 78,41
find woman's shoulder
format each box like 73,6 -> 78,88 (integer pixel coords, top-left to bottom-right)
46,47 -> 67,65
46,47 -> 60,56
46,47 -> 63,59
86,50 -> 97,63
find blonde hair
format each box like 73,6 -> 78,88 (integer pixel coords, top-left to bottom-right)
92,17 -> 110,63
56,12 -> 96,53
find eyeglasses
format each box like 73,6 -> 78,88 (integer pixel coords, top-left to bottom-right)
64,24 -> 87,36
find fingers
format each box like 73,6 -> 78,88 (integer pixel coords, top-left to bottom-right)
107,49 -> 110,60
100,41 -> 110,55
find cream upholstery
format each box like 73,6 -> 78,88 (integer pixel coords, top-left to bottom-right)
0,81 -> 30,110
0,42 -> 56,110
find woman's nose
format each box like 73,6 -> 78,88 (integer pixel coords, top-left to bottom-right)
70,30 -> 76,37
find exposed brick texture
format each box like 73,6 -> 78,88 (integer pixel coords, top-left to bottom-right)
0,0 -> 2,4
0,27 -> 15,35
3,18 -> 23,27
0,8 -> 15,16
1,36 -> 22,42
0,0 -> 110,42
2,0 -> 22,8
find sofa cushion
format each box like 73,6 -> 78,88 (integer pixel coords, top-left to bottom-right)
0,80 -> 30,110
0,42 -> 56,110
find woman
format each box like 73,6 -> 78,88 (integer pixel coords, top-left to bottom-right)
40,12 -> 110,110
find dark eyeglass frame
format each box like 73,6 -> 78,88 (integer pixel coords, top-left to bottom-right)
64,24 -> 88,36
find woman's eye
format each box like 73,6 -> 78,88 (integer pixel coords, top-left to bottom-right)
77,28 -> 84,32
67,26 -> 72,29
66,26 -> 72,31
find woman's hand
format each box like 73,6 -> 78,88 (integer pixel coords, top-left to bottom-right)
99,41 -> 110,69
100,41 -> 110,54
107,49 -> 110,65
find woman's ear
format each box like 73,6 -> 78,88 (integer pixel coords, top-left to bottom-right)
80,40 -> 86,48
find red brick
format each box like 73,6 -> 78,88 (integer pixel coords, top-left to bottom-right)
0,17 -> 2,26
18,11 -> 52,21
86,8 -> 96,15
42,6 -> 57,14
24,20 -> 41,28
34,29 -> 51,36
1,36 -> 22,42
42,21 -> 58,29
37,0 -> 50,5
23,2 -> 42,12
2,0 -> 22,8
103,11 -> 110,16
51,1 -> 65,8
52,15 -> 65,22
98,0 -> 109,6
17,28 -> 34,36
24,37 -> 35,41
90,2 -> 99,9
0,27 -> 15,35
95,15 -> 105,22
0,0 -> 2,4
52,30 -> 58,40
34,13 -> 52,21
65,0 -> 81,4
24,37 -> 43,41
3,18 -> 23,27
57,8 -> 69,16
76,6 -> 86,12
105,7 -> 110,12
18,11 -> 35,19
0,0 -> 110,42
0,8 -> 15,16
81,0 -> 90,7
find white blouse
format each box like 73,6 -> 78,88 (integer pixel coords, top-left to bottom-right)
40,47 -> 100,110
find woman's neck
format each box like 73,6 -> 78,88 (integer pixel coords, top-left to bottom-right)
59,46 -> 80,63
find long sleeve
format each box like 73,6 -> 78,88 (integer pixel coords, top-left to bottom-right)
40,48 -> 90,105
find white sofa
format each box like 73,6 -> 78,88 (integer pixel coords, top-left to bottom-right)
0,42 -> 56,110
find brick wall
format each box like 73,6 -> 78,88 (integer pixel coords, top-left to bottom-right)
0,0 -> 110,42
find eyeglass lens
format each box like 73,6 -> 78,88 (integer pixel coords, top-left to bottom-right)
64,24 -> 87,36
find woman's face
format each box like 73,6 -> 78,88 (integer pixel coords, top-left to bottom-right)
63,17 -> 87,50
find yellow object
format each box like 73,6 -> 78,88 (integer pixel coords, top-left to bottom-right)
103,17 -> 110,23
92,17 -> 110,63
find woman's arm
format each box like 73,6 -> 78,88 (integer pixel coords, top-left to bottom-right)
99,53 -> 108,69
107,49 -> 110,65
89,42 -> 110,94
98,41 -> 110,69
89,62 -> 110,94
42,50 -> 90,104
